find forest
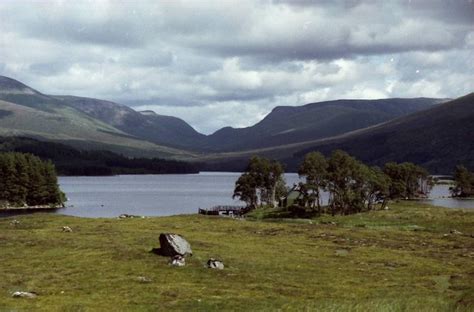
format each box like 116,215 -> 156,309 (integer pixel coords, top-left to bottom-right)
0,137 -> 200,175
0,152 -> 65,208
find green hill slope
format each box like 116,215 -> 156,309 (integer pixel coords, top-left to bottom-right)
55,95 -> 206,150
0,76 -> 196,159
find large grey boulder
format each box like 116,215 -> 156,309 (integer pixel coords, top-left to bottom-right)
156,233 -> 192,257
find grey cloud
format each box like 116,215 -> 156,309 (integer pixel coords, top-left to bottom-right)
0,0 -> 472,134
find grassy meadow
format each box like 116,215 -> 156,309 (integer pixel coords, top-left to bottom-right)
0,202 -> 473,311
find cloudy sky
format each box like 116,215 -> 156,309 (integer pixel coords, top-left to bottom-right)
0,0 -> 473,134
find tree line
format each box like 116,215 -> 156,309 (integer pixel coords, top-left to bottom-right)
233,150 -> 435,216
0,152 -> 65,208
0,136 -> 200,176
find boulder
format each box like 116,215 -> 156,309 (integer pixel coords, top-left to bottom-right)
12,291 -> 37,299
170,255 -> 186,267
157,233 -> 192,257
207,258 -> 224,270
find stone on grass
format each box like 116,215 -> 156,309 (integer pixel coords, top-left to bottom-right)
12,291 -> 37,299
62,226 -> 73,232
169,255 -> 186,267
118,214 -> 142,219
207,258 -> 224,270
136,276 -> 152,283
10,220 -> 20,226
156,233 -> 192,257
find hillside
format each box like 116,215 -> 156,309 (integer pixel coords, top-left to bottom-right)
55,95 -> 206,150
204,94 -> 474,174
291,92 -> 474,173
203,98 -> 445,151
0,76 -> 197,159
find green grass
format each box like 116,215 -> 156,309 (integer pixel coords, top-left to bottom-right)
0,202 -> 473,311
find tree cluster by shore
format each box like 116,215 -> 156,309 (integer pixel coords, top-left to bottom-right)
234,150 -> 436,216
0,152 -> 65,208
451,165 -> 474,198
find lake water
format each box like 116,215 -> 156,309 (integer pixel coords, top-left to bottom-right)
57,172 -> 254,218
1,173 -> 472,218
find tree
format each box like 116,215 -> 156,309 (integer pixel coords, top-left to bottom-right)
451,165 -> 474,197
298,152 -> 327,212
383,162 -> 432,199
361,166 -> 390,210
233,156 -> 285,209
326,150 -> 364,215
233,173 -> 257,208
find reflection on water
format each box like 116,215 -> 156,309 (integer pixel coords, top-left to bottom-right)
420,184 -> 474,209
1,173 -> 472,218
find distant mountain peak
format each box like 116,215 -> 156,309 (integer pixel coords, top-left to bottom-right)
0,76 -> 40,95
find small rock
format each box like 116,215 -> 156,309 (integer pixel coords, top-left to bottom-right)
10,220 -> 20,226
62,226 -> 73,232
384,206 -> 389,210
450,229 -> 463,235
136,276 -> 152,283
169,255 -> 186,267
207,258 -> 224,270
335,249 -> 349,256
12,291 -> 37,299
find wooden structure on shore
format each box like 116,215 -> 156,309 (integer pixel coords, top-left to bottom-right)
198,205 -> 248,216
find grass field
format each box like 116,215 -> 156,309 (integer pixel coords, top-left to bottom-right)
0,202 -> 473,311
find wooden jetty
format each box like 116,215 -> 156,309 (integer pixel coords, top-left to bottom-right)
198,205 -> 248,216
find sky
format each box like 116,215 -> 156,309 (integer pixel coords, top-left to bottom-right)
0,0 -> 473,134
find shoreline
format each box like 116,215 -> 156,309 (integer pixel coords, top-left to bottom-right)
0,205 -> 64,211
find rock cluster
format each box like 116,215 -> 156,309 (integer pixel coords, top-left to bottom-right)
152,233 -> 225,269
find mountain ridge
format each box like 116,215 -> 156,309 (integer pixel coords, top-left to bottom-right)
0,75 -> 470,174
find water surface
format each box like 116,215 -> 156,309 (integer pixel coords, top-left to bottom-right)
1,173 -> 472,218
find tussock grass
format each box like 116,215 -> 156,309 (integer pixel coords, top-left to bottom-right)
0,202 -> 473,311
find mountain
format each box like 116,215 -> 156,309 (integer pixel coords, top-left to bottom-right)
55,95 -> 206,149
203,98 -> 445,151
204,93 -> 474,174
1,75 -> 467,174
0,76 -> 196,159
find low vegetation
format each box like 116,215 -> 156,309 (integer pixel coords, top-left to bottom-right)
0,202 -> 473,311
